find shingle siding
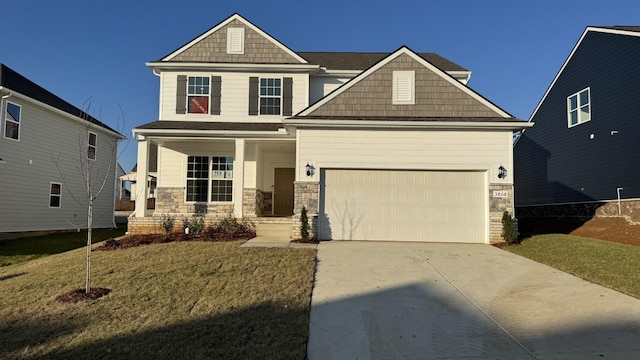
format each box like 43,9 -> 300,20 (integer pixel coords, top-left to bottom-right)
307,54 -> 502,118
515,31 -> 640,206
170,19 -> 302,64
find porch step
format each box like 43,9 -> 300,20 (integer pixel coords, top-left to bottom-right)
255,222 -> 293,238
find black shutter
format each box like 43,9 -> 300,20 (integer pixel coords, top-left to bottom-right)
176,75 -> 187,114
211,76 -> 222,115
248,77 -> 259,115
283,77 -> 293,116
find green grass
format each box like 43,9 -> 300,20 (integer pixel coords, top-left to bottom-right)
0,241 -> 316,359
0,225 -> 126,267
506,234 -> 640,298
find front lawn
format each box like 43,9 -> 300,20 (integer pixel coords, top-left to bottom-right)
0,225 -> 126,267
0,241 -> 316,359
505,234 -> 640,298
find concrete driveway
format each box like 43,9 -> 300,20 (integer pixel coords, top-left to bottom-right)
308,241 -> 640,360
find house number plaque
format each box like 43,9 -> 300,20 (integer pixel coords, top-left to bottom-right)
493,191 -> 508,198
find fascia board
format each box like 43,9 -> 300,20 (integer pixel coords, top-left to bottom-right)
0,86 -> 125,140
283,119 -> 534,131
162,14 -> 308,64
132,128 -> 293,139
146,62 -> 319,73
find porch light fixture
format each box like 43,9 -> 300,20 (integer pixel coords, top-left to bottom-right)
305,163 -> 315,177
498,165 -> 507,179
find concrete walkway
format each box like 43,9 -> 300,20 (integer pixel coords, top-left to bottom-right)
308,241 -> 640,360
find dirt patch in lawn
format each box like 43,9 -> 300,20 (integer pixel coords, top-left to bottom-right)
519,217 -> 640,246
55,288 -> 111,303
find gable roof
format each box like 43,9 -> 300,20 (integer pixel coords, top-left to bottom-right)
297,52 -> 467,72
296,46 -> 513,119
520,25 -> 640,141
161,13 -> 307,64
0,64 -> 123,137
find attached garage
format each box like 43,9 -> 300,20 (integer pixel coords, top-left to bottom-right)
319,169 -> 487,242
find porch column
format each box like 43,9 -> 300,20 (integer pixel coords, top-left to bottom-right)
134,137 -> 150,218
234,139 -> 245,218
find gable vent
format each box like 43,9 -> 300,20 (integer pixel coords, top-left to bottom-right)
227,27 -> 245,54
393,71 -> 415,105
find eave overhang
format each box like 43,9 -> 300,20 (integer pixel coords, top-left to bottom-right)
146,61 -> 320,74
283,117 -> 533,131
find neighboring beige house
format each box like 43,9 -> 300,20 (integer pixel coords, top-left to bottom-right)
0,64 -> 124,235
130,13 -> 531,243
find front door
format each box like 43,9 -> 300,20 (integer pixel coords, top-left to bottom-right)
274,168 -> 295,216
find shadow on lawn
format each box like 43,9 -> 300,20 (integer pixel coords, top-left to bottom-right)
3,302 -> 309,360
0,272 -> 27,281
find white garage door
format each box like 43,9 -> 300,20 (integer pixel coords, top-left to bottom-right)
319,169 -> 486,243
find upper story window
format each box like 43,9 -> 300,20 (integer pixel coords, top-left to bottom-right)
4,101 -> 21,141
567,88 -> 590,127
260,78 -> 281,115
88,132 -> 97,160
188,76 -> 210,114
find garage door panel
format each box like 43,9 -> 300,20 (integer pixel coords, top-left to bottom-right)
320,169 -> 486,242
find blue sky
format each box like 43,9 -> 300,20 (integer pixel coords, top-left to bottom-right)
2,0 -> 639,171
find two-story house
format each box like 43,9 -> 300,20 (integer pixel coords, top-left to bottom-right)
514,26 -> 640,222
0,64 -> 124,237
130,13 -> 531,243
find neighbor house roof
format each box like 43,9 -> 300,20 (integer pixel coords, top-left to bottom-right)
0,64 -> 122,136
298,52 -> 467,72
599,26 -> 640,32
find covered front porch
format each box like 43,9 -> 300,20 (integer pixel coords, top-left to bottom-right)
129,135 -> 301,233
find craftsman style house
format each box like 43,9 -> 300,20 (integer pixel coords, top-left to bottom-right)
130,13 -> 531,243
0,64 -> 123,236
514,26 -> 640,221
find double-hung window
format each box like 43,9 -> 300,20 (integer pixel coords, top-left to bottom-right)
186,156 -> 234,202
187,76 -> 210,114
4,102 -> 21,140
88,132 -> 97,160
49,182 -> 62,208
567,88 -> 591,127
260,78 -> 281,115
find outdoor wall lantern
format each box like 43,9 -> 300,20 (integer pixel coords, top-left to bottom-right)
498,165 -> 507,179
305,163 -> 315,177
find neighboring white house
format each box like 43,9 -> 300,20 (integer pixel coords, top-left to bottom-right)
0,64 -> 124,235
130,13 -> 531,243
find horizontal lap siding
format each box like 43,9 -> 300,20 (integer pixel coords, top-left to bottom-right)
298,129 -> 511,180
0,100 -> 117,232
158,141 -> 235,188
160,71 -> 308,121
514,31 -> 640,206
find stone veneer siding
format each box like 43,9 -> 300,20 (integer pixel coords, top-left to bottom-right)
489,184 -> 516,243
293,181 -> 319,240
517,199 -> 640,224
155,187 -> 233,215
242,188 -> 265,216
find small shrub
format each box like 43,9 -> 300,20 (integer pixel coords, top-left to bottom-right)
161,214 -> 175,235
182,218 -> 190,233
300,206 -> 310,242
190,217 -> 205,235
501,211 -> 518,244
206,213 -> 256,239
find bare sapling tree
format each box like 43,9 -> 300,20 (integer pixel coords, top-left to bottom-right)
52,99 -> 123,294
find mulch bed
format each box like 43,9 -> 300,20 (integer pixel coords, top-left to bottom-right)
96,231 -> 256,251
55,288 -> 112,303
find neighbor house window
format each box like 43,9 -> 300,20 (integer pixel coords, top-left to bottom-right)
49,182 -> 61,208
187,76 -> 210,114
260,78 -> 281,115
568,88 -> 590,127
211,156 -> 233,202
4,101 -> 21,140
88,132 -> 97,160
186,156 -> 209,202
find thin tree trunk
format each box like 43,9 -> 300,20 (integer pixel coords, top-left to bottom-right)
86,194 -> 92,293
